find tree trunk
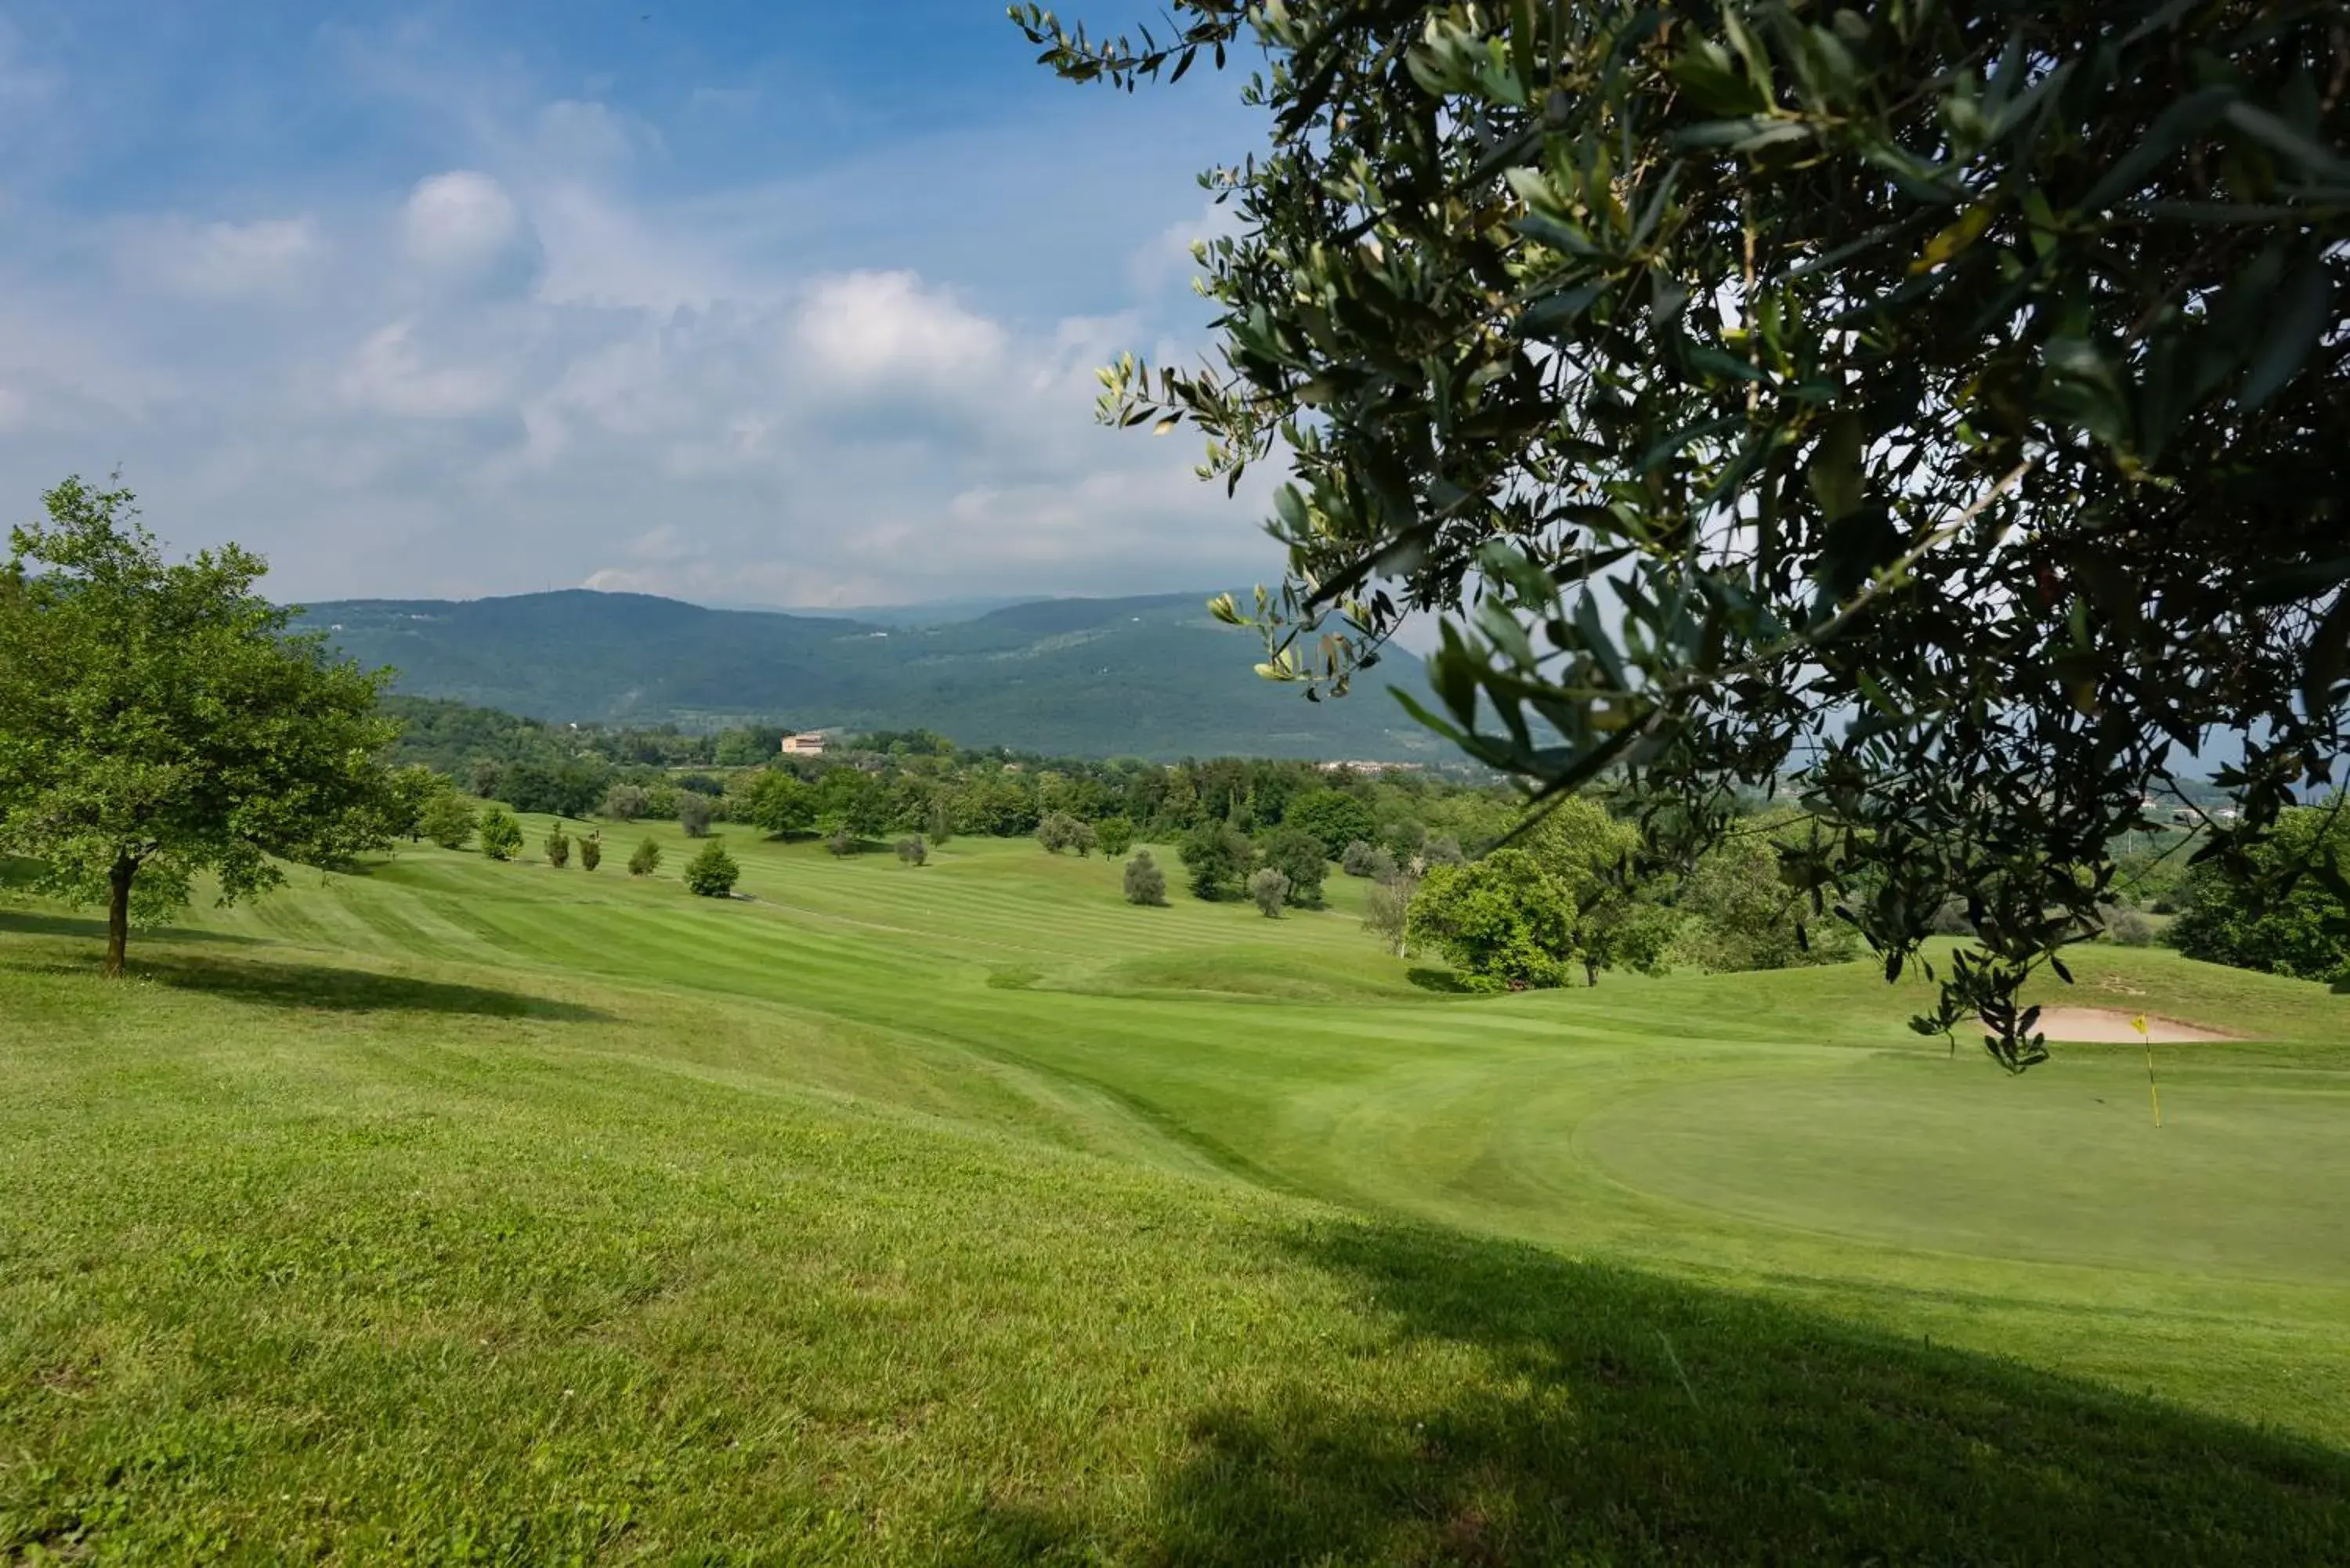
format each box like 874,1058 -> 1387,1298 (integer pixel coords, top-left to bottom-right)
103,854 -> 135,977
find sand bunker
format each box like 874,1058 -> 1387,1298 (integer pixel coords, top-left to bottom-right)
2030,1007 -> 2239,1043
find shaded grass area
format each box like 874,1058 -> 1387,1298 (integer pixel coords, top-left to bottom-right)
1,940 -> 2341,1563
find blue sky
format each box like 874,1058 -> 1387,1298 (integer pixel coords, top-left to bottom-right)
0,2 -> 1273,605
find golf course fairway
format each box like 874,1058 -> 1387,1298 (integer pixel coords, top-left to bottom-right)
4,826 -> 2346,1562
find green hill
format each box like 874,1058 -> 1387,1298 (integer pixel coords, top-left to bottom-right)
297,589 -> 1442,760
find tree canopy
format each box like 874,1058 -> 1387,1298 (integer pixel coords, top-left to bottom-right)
0,478 -> 400,974
1022,0 -> 2350,1067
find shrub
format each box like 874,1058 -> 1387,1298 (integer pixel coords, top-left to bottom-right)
601,783 -> 649,822
544,824 -> 571,868
578,832 -> 602,873
1423,834 -> 1466,867
826,828 -> 857,857
2108,909 -> 2155,947
476,805 -> 523,862
677,773 -> 724,797
1094,816 -> 1135,858
678,792 -> 714,839
1248,867 -> 1292,917
1253,826 -> 1329,907
1177,822 -> 1250,901
895,835 -> 928,867
1123,850 -> 1168,906
1340,839 -> 1386,877
418,791 -> 475,851
683,840 -> 740,898
627,839 -> 662,876
926,798 -> 956,845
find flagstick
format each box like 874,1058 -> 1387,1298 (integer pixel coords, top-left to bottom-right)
2135,1015 -> 2161,1127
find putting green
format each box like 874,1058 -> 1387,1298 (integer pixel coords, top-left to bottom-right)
1579,1055 -> 2350,1283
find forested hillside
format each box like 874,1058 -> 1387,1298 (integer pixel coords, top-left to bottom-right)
300,590 -> 1437,761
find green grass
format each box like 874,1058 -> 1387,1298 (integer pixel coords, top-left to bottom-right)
4,826 -> 2348,1562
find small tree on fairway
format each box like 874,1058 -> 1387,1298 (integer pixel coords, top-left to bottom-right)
677,791 -> 714,839
418,790 -> 475,851
627,838 -> 662,876
750,771 -> 816,838
1253,826 -> 1328,908
544,824 -> 571,869
1036,811 -> 1090,854
1095,816 -> 1134,858
1249,867 -> 1292,918
578,831 -> 602,872
1361,862 -> 1422,959
926,797 -> 956,845
0,478 -> 401,976
683,839 -> 739,898
477,806 -> 523,862
385,765 -> 439,842
600,783 -> 649,822
895,835 -> 928,867
826,827 -> 855,857
1177,821 -> 1249,901
1123,849 -> 1168,907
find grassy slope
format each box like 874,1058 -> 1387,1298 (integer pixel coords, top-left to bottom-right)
4,829 -> 2348,1562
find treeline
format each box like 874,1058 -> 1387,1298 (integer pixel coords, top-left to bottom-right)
389,698 -> 1524,854
383,696 -> 790,797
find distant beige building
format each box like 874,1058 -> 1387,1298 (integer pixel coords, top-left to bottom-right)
780,732 -> 827,757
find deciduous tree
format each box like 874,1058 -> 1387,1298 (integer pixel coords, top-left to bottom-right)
1178,820 -> 1250,901
0,478 -> 400,975
418,790 -> 477,851
1407,849 -> 1578,992
477,806 -> 524,862
1253,826 -> 1328,908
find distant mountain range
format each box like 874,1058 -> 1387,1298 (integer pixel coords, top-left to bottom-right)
297,589 -> 1447,761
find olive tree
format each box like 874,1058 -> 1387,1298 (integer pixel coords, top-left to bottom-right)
0,479 -> 400,976
1024,2 -> 2350,1067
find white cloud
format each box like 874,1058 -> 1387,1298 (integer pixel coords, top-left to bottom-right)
338,320 -> 512,418
126,215 -> 325,299
403,171 -> 526,274
796,269 -> 1006,395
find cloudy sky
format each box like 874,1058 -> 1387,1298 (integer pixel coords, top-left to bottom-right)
0,0 -> 1276,606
